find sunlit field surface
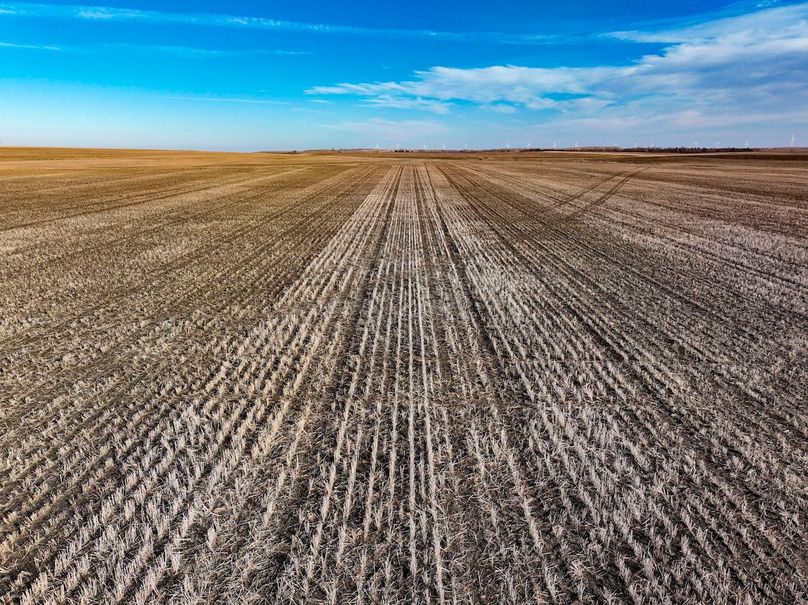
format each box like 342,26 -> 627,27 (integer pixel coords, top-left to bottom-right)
2,148 -> 807,604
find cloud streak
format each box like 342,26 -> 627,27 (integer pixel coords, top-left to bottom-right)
0,2 -> 577,45
0,40 -> 60,50
102,44 -> 309,57
0,39 -> 307,57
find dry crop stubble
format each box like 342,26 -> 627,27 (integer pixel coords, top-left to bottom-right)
1,147 -> 806,604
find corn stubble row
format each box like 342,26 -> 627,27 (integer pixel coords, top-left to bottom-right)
1,150 -> 806,603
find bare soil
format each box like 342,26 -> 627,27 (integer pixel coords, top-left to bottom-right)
1,147 -> 806,604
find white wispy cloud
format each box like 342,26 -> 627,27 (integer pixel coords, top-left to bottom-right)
0,2 -> 575,44
307,2 -> 808,133
0,40 -> 60,50
102,44 -> 308,57
607,1 -> 808,43
362,95 -> 453,114
0,39 -> 307,57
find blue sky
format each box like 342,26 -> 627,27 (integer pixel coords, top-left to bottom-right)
0,0 -> 806,150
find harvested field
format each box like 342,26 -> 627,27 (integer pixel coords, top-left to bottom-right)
1,147 -> 807,604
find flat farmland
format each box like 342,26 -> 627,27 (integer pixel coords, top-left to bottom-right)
1,148 -> 807,604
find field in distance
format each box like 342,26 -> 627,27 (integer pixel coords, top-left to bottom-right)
1,147 -> 806,604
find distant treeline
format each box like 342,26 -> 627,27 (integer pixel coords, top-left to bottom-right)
391,147 -> 761,153
605,147 -> 759,153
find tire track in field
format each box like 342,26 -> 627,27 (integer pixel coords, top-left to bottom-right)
557,169 -> 646,222
436,165 -> 807,589
430,164 -> 804,601
449,162 -> 802,483
474,162 -> 808,281
459,163 -> 808,416
459,162 -> 806,360
448,163 -> 808,442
